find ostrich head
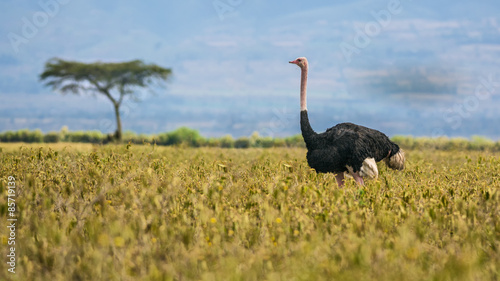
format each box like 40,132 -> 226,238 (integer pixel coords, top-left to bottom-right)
289,57 -> 308,69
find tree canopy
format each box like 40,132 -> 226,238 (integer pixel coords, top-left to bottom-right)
40,58 -> 172,141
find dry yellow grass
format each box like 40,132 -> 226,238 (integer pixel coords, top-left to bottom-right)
0,144 -> 498,280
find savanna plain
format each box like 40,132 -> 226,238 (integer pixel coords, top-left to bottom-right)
0,143 -> 498,281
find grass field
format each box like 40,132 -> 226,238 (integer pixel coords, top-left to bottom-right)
0,143 -> 499,280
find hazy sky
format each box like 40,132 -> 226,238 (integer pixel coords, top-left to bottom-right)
1,0 -> 500,138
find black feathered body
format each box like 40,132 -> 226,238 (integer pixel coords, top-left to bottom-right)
301,110 -> 400,174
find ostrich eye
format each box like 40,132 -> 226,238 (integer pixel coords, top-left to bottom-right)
297,59 -> 302,62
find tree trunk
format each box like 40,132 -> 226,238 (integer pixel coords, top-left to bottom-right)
113,103 -> 122,142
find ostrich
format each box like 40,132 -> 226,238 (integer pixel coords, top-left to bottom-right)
289,57 -> 405,186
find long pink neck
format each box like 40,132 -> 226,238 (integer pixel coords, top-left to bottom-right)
300,64 -> 308,111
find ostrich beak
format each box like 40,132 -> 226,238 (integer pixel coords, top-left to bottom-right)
289,59 -> 298,64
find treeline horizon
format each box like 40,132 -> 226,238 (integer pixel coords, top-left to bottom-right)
1,127 -> 500,151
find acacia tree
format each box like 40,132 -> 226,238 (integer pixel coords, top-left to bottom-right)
40,58 -> 172,141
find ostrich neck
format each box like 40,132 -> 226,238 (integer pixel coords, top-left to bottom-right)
299,64 -> 317,144
300,65 -> 308,111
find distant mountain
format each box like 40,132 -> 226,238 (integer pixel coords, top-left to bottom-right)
1,1 -> 499,138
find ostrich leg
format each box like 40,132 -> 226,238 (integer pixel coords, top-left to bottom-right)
351,172 -> 365,185
335,173 -> 345,187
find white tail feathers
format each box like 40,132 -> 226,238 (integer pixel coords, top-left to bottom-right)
385,149 -> 405,170
359,157 -> 378,179
345,151 -> 404,182
346,158 -> 379,180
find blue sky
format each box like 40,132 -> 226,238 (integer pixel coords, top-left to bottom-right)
1,0 -> 500,138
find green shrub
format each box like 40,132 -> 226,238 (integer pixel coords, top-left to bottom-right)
255,136 -> 274,148
0,131 -> 15,142
234,137 -> 251,148
219,135 -> 234,148
285,134 -> 305,148
66,131 -> 104,143
272,138 -> 286,147
43,132 -> 60,143
469,135 -> 494,150
157,127 -> 205,147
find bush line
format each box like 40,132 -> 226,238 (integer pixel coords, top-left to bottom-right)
1,127 -> 499,151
